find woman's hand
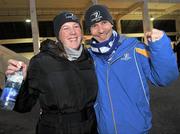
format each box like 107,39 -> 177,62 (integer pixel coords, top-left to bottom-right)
6,59 -> 27,79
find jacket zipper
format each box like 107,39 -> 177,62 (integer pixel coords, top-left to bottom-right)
106,63 -> 118,134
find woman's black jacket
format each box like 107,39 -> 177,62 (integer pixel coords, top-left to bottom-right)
13,39 -> 98,134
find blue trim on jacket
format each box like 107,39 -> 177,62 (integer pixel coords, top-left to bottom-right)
89,33 -> 179,134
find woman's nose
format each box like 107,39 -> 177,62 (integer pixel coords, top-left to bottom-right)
69,28 -> 76,34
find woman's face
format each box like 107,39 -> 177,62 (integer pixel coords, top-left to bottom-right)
90,20 -> 113,43
59,22 -> 82,49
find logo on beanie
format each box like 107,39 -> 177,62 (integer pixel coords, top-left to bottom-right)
90,11 -> 102,23
65,13 -> 77,20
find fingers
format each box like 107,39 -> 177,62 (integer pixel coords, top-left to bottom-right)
145,29 -> 164,42
5,64 -> 17,75
5,69 -> 16,76
8,59 -> 22,69
6,59 -> 27,79
5,59 -> 19,75
145,31 -> 152,42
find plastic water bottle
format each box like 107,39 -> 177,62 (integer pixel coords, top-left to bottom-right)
0,63 -> 23,110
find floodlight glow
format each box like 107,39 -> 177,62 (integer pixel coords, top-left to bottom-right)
25,19 -> 31,23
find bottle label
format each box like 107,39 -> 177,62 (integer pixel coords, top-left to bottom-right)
7,70 -> 23,84
0,87 -> 18,102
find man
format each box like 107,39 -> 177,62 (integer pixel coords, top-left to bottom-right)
84,4 -> 179,134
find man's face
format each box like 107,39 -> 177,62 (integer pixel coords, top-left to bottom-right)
59,22 -> 82,49
90,20 -> 113,43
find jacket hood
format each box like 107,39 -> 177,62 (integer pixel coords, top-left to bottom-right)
40,39 -> 67,58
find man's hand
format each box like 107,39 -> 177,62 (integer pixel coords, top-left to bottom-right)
146,29 -> 164,42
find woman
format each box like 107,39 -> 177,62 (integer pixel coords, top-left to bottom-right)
5,11 -> 98,134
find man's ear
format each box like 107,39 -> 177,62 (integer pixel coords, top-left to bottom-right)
111,24 -> 114,28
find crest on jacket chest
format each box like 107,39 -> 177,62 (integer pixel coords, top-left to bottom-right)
120,52 -> 131,61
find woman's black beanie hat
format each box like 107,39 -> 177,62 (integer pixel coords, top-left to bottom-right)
53,11 -> 81,40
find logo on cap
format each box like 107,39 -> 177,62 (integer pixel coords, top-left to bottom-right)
90,11 -> 102,23
65,13 -> 77,20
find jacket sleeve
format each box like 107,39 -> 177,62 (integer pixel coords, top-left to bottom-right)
137,33 -> 179,86
13,57 -> 40,113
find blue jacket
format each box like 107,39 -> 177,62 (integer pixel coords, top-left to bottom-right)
89,33 -> 179,134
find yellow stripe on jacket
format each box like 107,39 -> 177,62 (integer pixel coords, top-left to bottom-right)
135,48 -> 149,58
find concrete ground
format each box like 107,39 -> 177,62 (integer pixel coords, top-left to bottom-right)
150,76 -> 180,134
0,77 -> 180,134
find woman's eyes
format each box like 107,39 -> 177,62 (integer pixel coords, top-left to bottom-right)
62,25 -> 80,30
74,25 -> 80,28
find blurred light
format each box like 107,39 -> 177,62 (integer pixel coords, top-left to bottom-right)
25,19 -> 31,23
150,16 -> 154,21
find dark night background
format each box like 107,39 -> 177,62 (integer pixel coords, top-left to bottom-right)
0,20 -> 176,53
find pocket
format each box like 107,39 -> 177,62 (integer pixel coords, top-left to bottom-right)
135,102 -> 150,130
37,118 -> 57,134
39,114 -> 58,128
81,118 -> 97,134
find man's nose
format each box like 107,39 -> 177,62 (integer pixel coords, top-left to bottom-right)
97,25 -> 104,34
